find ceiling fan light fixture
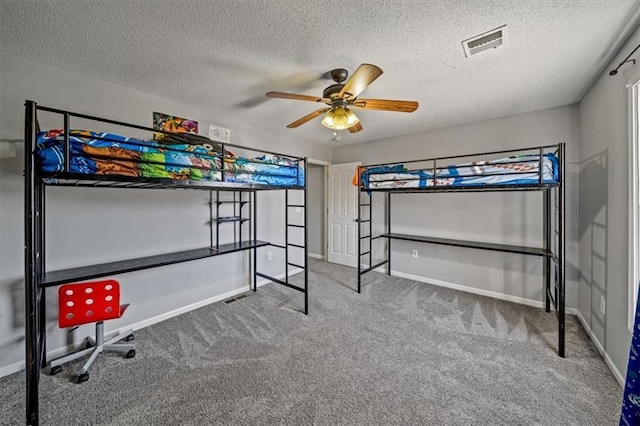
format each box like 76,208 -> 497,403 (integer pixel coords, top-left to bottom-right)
321,106 -> 359,130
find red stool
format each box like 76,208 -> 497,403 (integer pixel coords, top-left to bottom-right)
49,279 -> 135,383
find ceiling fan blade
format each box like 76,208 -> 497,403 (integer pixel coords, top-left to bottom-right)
352,99 -> 419,113
286,108 -> 330,128
266,91 -> 325,103
338,64 -> 383,100
348,122 -> 363,133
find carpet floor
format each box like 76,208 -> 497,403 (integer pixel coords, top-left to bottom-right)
0,259 -> 622,425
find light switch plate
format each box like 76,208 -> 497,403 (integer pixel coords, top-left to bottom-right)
209,124 -> 230,143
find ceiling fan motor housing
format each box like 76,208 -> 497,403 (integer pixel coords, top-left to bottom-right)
323,68 -> 349,99
330,68 -> 348,83
323,84 -> 345,99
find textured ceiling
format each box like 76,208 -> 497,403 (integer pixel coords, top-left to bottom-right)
1,0 -> 640,146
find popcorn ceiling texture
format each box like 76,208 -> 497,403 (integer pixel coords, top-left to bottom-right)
0,0 -> 638,145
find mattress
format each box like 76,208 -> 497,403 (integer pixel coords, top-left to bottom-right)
361,153 -> 559,189
36,129 -> 304,187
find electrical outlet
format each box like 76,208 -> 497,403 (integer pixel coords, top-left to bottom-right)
244,256 -> 249,266
266,251 -> 272,261
600,296 -> 606,315
412,250 -> 418,258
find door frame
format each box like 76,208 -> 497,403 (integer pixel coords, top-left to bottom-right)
308,158 -> 330,260
628,71 -> 640,331
326,161 -> 361,267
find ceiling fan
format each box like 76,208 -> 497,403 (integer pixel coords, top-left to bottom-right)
266,64 -> 419,134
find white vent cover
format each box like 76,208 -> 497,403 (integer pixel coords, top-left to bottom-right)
462,25 -> 506,57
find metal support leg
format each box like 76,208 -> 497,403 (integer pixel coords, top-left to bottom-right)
253,191 -> 257,292
24,100 -> 40,426
304,159 -> 309,315
544,189 -> 551,312
285,189 -> 289,285
387,192 -> 391,276
357,190 -> 362,293
369,194 -> 373,271
558,143 -> 566,357
209,191 -> 213,248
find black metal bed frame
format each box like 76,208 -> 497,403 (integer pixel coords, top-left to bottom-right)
356,142 -> 566,357
23,100 -> 309,425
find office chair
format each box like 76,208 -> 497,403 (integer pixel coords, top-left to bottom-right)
49,279 -> 135,383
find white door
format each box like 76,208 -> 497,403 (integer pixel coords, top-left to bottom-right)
327,162 -> 361,267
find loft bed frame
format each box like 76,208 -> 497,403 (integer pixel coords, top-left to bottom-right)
356,143 -> 566,357
23,100 -> 309,425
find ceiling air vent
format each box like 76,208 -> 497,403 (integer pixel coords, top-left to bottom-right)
462,25 -> 506,57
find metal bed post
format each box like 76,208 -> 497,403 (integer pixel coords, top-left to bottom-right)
209,191 -> 214,248
63,112 -> 70,173
24,100 -> 40,425
285,189 -> 289,286
357,187 -> 362,293
253,190 -> 257,292
240,192 -> 244,244
558,143 -> 566,357
544,189 -> 551,313
387,192 -> 391,275
304,158 -> 309,315
36,163 -> 46,372
369,195 -> 373,271
215,190 -> 220,249
234,191 -> 238,244
540,146 -> 551,312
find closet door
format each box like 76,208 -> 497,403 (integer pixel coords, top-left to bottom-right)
327,162 -> 360,267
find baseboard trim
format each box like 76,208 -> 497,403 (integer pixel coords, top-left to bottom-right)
308,253 -> 325,260
576,310 -> 625,387
0,268 -> 303,379
380,269 -> 551,310
374,268 -> 584,317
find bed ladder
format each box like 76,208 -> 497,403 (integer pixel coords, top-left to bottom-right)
285,188 -> 309,314
253,187 -> 309,315
357,193 -> 371,293
357,192 -> 391,293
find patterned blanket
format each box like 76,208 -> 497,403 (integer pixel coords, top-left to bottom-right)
37,129 -> 304,186
358,154 -> 559,189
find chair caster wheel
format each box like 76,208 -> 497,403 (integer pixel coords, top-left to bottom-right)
125,334 -> 135,342
50,366 -> 62,375
76,373 -> 89,383
85,341 -> 93,349
126,349 -> 136,358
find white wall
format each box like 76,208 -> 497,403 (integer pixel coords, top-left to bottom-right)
578,26 -> 640,379
333,106 -> 580,310
0,51 -> 331,374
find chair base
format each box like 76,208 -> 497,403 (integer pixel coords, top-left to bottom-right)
50,322 -> 135,382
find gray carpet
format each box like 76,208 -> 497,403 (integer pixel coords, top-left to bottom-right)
0,259 -> 622,425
